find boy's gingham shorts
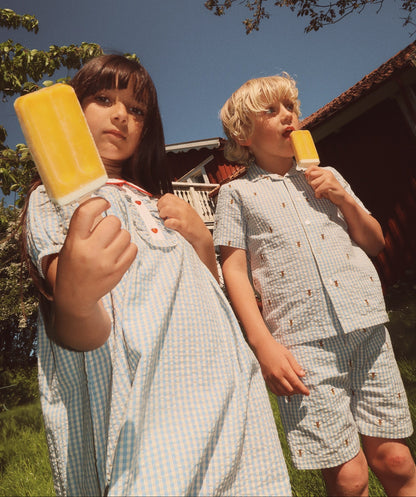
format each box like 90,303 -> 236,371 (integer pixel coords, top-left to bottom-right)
276,325 -> 414,470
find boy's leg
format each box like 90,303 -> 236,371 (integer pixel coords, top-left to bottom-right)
321,449 -> 369,497
362,436 -> 416,497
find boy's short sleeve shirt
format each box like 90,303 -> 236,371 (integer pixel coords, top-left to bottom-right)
214,163 -> 388,346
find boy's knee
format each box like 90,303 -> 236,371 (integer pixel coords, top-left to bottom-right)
371,445 -> 415,479
322,452 -> 369,496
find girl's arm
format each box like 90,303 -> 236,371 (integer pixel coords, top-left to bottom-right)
220,245 -> 310,397
305,166 -> 385,256
157,193 -> 219,282
45,197 -> 137,351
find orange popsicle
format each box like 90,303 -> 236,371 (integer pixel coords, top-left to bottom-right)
290,129 -> 320,169
14,83 -> 107,205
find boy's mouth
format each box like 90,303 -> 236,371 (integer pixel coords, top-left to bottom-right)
282,127 -> 294,138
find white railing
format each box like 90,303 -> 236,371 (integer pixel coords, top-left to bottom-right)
172,181 -> 219,228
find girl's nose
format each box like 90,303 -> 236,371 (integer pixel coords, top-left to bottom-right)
111,101 -> 128,122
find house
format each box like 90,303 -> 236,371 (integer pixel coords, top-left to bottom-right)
166,40 -> 416,288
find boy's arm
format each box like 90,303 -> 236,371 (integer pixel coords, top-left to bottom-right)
220,245 -> 310,397
305,166 -> 385,256
157,193 -> 219,282
45,197 -> 137,351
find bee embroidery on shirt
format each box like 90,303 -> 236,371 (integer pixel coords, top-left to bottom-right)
398,393 -> 401,399
307,289 -> 312,296
351,390 -> 355,396
269,227 -> 273,233
331,388 -> 335,395
346,253 -> 350,259
267,300 -> 271,306
365,299 -> 370,306
321,234 -> 325,240
296,241 -> 301,247
371,372 -> 376,379
378,419 -> 383,426
349,359 -> 353,367
253,192 -> 257,196
280,271 -> 285,278
298,449 -> 303,457
227,241 -> 232,246
289,319 -> 293,327
345,439 -> 349,446
316,421 -> 320,428
230,199 -> 234,204
319,340 -> 324,347
282,202 -> 286,208
370,276 -> 374,282
334,280 -> 339,287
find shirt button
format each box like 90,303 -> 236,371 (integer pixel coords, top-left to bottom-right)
304,219 -> 311,225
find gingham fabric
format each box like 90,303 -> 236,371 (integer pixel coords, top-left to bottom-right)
26,182 -> 292,497
277,324 -> 413,469
214,162 -> 389,347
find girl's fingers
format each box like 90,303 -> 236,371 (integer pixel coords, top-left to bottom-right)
68,197 -> 111,240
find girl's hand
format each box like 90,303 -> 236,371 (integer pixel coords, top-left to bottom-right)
157,193 -> 208,246
304,166 -> 346,206
54,197 -> 138,316
157,193 -> 219,281
254,334 -> 310,397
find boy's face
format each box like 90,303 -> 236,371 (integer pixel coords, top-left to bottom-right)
242,100 -> 299,173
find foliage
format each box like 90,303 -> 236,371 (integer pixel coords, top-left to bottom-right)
204,0 -> 416,34
0,8 -> 140,373
0,203 -> 38,371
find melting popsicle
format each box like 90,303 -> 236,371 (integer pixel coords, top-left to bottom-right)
290,129 -> 320,169
14,83 -> 108,206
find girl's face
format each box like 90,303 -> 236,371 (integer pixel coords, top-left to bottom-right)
242,99 -> 299,174
82,80 -> 146,178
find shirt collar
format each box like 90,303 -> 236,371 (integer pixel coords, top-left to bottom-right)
248,160 -> 304,182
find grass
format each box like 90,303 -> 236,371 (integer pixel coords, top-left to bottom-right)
1,267 -> 415,496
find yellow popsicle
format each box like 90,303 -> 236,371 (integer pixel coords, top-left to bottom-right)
14,83 -> 107,206
290,129 -> 320,169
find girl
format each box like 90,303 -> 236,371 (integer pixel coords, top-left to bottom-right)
22,55 -> 291,496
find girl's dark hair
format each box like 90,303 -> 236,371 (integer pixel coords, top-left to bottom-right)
70,54 -> 172,195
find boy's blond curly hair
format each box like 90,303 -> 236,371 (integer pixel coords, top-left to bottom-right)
220,74 -> 300,165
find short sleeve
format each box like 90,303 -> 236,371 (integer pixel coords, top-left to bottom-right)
26,185 -> 76,278
213,183 -> 247,250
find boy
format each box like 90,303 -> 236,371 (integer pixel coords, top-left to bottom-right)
214,74 -> 416,496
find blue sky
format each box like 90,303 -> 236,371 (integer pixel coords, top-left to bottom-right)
2,0 -> 415,148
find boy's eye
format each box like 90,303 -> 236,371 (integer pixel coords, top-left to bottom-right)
284,102 -> 295,112
265,106 -> 277,114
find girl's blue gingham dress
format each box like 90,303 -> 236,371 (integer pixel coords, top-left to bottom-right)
26,182 -> 291,497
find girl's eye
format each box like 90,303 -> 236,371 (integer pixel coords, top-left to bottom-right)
130,106 -> 145,118
95,95 -> 111,105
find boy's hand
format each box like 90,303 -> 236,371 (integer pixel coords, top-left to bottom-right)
254,334 -> 310,397
54,197 -> 138,314
305,165 -> 346,206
